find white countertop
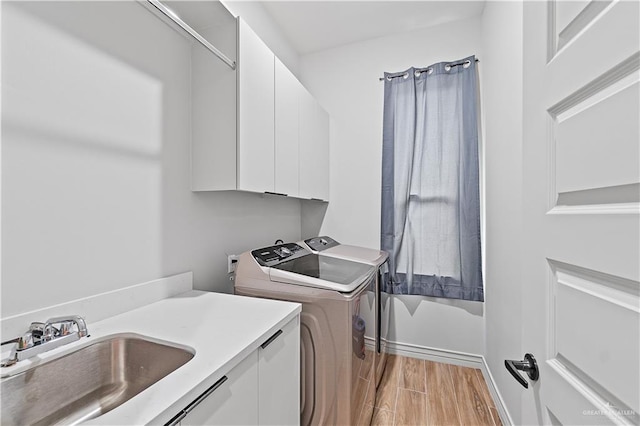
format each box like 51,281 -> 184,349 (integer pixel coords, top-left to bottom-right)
2,290 -> 301,425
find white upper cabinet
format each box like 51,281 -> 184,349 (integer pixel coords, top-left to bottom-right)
237,18 -> 275,193
190,16 -> 329,201
190,6 -> 237,192
315,104 -> 330,201
299,88 -> 330,201
274,58 -> 301,198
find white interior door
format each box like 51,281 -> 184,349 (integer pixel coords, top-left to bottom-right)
521,1 -> 639,425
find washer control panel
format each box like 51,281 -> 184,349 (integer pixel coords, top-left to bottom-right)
252,243 -> 308,267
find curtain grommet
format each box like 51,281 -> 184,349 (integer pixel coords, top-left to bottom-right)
444,64 -> 452,72
463,59 -> 471,68
415,68 -> 433,77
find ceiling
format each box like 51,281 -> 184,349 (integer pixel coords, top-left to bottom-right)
261,1 -> 486,55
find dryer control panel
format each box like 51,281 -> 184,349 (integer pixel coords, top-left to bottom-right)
252,243 -> 309,267
305,236 -> 340,252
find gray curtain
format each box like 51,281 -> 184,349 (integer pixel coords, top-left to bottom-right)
381,55 -> 483,302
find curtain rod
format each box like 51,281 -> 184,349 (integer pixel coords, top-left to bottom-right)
379,58 -> 479,81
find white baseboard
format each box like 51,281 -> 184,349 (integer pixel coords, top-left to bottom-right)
1,271 -> 193,338
478,356 -> 515,426
385,340 -> 514,426
386,340 -> 485,367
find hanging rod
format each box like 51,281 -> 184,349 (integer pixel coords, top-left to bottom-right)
146,0 -> 236,70
379,58 -> 479,81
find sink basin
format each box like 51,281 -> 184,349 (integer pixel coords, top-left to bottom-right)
1,334 -> 194,425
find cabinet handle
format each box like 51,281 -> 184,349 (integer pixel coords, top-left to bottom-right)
164,375 -> 229,426
165,409 -> 187,426
265,191 -> 288,197
261,329 -> 283,349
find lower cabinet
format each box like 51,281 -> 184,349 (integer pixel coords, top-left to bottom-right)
181,351 -> 258,425
167,316 -> 299,426
258,315 -> 300,425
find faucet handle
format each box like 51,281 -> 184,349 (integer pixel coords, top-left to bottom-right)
0,334 -> 33,367
16,334 -> 32,350
1,334 -> 31,349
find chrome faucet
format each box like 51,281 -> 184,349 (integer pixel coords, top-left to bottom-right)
1,315 -> 89,367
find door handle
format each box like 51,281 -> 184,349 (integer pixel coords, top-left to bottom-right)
504,353 -> 539,389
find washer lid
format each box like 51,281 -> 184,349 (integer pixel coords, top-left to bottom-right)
269,254 -> 375,293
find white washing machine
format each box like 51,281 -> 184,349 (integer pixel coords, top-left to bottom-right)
234,242 -> 377,426
301,236 -> 390,390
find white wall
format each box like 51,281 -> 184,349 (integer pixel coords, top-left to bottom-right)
481,1 -> 524,423
1,1 -> 301,318
298,16 -> 485,355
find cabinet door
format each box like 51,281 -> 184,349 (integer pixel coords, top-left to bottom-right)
182,351 -> 258,426
238,18 -> 275,193
299,89 -> 329,201
258,317 -> 300,425
274,58 -> 300,197
314,105 -> 330,201
191,17 -> 237,191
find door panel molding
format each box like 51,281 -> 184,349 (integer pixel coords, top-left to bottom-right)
547,356 -> 637,425
547,52 -> 640,214
546,1 -> 640,102
554,183 -> 640,213
547,52 -> 639,121
547,259 -> 639,414
548,0 -> 615,60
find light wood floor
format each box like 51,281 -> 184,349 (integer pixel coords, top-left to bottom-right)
356,354 -> 502,426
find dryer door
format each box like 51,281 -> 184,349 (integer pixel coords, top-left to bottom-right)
375,259 -> 391,389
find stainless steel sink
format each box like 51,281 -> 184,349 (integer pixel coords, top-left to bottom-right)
1,334 -> 194,425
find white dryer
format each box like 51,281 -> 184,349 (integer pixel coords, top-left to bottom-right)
234,242 -> 377,426
301,236 -> 391,390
